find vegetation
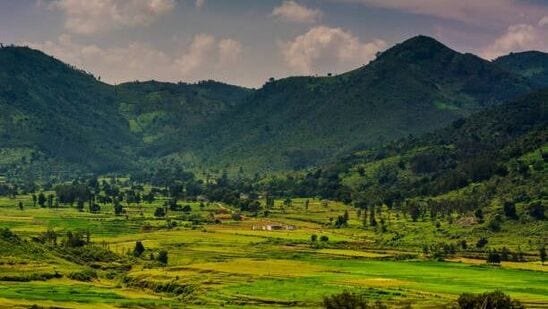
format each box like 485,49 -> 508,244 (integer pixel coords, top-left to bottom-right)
0,36 -> 546,308
2,36 -> 547,175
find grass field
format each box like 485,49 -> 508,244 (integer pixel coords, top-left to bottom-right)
0,196 -> 546,308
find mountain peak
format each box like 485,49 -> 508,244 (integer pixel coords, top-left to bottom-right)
376,35 -> 457,63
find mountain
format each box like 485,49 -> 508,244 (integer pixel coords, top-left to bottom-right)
0,36 -> 543,176
0,46 -> 249,176
494,51 -> 548,87
189,36 -> 533,172
0,46 -> 135,176
115,80 -> 251,159
287,87 -> 547,218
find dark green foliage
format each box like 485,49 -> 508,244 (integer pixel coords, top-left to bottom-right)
320,235 -> 329,242
195,36 -> 534,172
68,269 -> 98,282
323,291 -> 368,309
527,201 -> 545,220
157,250 -> 168,265
457,290 -> 524,309
503,202 -> 518,219
113,199 -> 123,215
0,36 -> 538,175
487,250 -> 502,264
154,207 -> 166,217
323,291 -> 386,309
476,237 -> 488,249
495,51 -> 548,88
0,46 -> 138,175
133,241 -> 145,257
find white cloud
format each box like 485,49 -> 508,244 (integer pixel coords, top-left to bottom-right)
218,39 -> 243,67
195,0 -> 205,9
176,34 -> 217,76
281,26 -> 386,74
175,34 -> 243,77
271,1 -> 322,24
25,33 -> 243,84
539,16 -> 548,27
50,0 -> 176,34
344,0 -> 548,27
481,20 -> 548,59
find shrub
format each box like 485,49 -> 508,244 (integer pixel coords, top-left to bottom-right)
68,269 -> 98,282
323,291 -> 368,309
476,237 -> 488,248
154,207 -> 166,217
323,291 -> 387,309
486,250 -> 501,265
133,241 -> 145,257
157,250 -> 168,265
457,290 -> 524,308
320,235 -> 329,242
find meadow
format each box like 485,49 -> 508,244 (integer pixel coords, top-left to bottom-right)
0,195 -> 546,308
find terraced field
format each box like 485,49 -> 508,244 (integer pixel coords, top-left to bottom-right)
0,196 -> 546,308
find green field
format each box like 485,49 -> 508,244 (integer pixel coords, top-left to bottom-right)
0,195 -> 546,308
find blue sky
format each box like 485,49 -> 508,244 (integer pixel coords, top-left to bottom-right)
1,0 -> 547,87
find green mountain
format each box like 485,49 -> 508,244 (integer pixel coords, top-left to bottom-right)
307,87 -> 547,211
0,36 -> 544,176
115,80 -> 251,160
191,36 -> 533,172
0,46 -> 136,175
0,46 -> 249,176
494,51 -> 548,87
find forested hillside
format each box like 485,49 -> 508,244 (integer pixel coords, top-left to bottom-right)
0,36 -> 546,176
495,51 -> 548,87
272,88 -> 547,227
0,46 -> 136,175
191,36 -> 536,172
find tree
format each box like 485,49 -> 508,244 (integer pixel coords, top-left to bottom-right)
474,209 -> 484,223
320,235 -> 329,242
76,198 -> 85,212
323,291 -> 382,309
311,234 -> 318,242
38,193 -> 46,208
114,199 -> 123,215
540,246 -> 546,265
476,237 -> 488,249
32,194 -> 37,207
18,201 -> 23,211
457,290 -> 524,309
47,194 -> 54,208
527,201 -> 545,220
133,241 -> 145,257
369,206 -> 377,227
503,201 -> 518,219
487,250 -> 501,265
154,207 -> 166,217
157,250 -> 168,265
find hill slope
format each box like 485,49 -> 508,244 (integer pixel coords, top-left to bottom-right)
494,51 -> 548,87
0,46 -> 136,175
0,46 -> 250,176
191,36 -> 533,172
285,87 -> 545,215
0,37 -> 544,176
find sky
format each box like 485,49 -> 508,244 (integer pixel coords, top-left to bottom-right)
1,0 -> 547,88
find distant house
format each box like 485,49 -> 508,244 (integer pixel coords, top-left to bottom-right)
252,223 -> 296,231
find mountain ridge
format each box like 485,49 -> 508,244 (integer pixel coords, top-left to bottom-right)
0,35 -> 546,176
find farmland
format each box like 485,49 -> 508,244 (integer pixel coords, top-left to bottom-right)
0,195 -> 546,308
